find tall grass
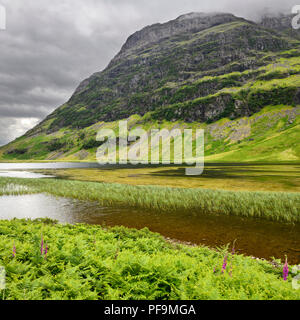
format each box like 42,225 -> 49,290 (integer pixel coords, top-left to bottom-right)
0,177 -> 299,223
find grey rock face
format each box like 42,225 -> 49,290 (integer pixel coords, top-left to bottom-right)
113,13 -> 242,62
31,13 -> 300,133
259,14 -> 300,40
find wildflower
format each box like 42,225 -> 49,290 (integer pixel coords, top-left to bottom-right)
44,243 -> 48,259
283,257 -> 289,281
222,254 -> 228,274
12,243 -> 16,258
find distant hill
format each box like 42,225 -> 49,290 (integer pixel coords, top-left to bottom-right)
1,12 -> 300,162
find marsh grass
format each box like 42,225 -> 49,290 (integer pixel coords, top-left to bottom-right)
0,177 -> 299,223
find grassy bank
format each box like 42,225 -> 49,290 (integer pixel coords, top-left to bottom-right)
0,219 -> 299,300
0,177 -> 299,223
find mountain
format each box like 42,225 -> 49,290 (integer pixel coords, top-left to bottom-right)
260,13 -> 300,40
1,12 -> 300,162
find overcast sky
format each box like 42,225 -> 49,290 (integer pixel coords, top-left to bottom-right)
0,0 -> 295,145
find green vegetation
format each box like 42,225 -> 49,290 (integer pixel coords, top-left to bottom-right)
2,15 -> 300,162
1,103 -> 300,162
2,56 -> 300,162
0,177 -> 299,223
32,163 -> 300,192
0,219 -> 299,300
1,14 -> 300,301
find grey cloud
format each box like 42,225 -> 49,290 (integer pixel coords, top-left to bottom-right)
0,0 -> 296,146
0,117 -> 39,146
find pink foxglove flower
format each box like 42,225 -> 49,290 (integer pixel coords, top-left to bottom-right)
12,243 -> 16,258
283,258 -> 289,281
44,244 -> 48,259
222,254 -> 228,274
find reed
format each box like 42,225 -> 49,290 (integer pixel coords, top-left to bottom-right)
0,177 -> 299,223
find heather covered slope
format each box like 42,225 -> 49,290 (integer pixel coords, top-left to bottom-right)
1,12 -> 300,161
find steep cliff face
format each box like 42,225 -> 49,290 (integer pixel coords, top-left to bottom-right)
37,12 -> 297,132
109,13 -> 242,64
2,12 -> 300,161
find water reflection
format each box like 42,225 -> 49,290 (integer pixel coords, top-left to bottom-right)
0,194 -> 299,264
0,162 -> 101,170
0,171 -> 54,179
0,161 -> 102,178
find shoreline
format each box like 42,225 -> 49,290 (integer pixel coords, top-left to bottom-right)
0,218 -> 298,300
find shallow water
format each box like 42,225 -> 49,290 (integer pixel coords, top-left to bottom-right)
0,162 -> 101,170
0,194 -> 299,264
0,171 -> 54,179
0,162 -> 102,178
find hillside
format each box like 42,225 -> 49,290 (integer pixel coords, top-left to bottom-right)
1,12 -> 300,162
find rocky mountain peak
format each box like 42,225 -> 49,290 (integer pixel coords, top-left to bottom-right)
176,12 -> 230,21
112,12 -> 243,62
260,13 -> 294,30
259,13 -> 300,40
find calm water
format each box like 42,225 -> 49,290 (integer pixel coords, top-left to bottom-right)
0,162 -> 102,178
0,194 -> 299,264
0,171 -> 54,179
0,162 -> 101,170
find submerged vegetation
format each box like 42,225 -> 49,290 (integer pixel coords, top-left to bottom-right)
0,177 -> 299,223
35,163 -> 300,192
0,219 -> 299,300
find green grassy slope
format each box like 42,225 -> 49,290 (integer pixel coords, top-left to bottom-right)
1,103 -> 300,162
1,15 -> 300,162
